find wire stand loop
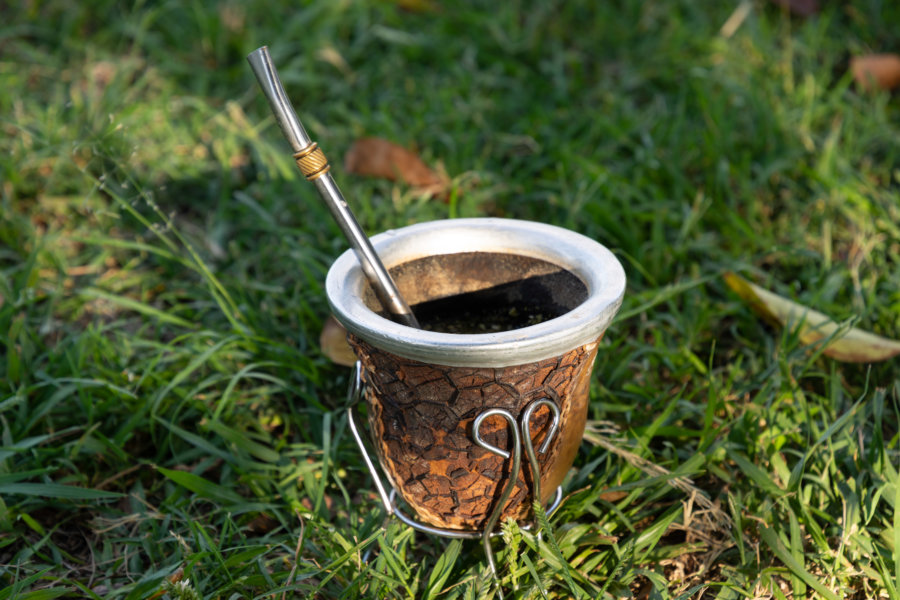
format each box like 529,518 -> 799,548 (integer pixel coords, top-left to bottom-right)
472,408 -> 521,591
346,361 -> 564,596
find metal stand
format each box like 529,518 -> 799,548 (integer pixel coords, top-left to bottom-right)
346,362 -> 564,597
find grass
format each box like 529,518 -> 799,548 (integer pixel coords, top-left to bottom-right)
2,0 -> 900,597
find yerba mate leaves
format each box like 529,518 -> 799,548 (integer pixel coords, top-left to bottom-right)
724,272 -> 900,363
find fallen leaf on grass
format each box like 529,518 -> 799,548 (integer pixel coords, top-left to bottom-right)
850,54 -> 900,91
320,315 -> 356,367
724,272 -> 900,362
598,490 -> 628,502
245,512 -> 280,534
344,137 -> 449,198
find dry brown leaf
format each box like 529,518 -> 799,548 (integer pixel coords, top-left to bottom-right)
319,315 -> 356,367
850,54 -> 900,91
724,272 -> 900,363
344,137 -> 449,198
598,490 -> 628,502
245,512 -> 279,534
769,0 -> 819,17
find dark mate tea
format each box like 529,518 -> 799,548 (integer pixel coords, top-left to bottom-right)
416,302 -> 550,333
411,278 -> 567,334
364,251 -> 589,334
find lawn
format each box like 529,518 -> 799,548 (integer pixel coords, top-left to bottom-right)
2,0 -> 900,598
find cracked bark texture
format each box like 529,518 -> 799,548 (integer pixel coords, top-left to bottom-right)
350,335 -> 598,530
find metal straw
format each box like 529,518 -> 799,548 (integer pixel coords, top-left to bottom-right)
247,46 -> 420,328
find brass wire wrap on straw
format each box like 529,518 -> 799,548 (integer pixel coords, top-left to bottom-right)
293,142 -> 330,181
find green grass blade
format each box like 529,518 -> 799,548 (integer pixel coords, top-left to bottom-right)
534,502 -> 589,598
206,420 -> 280,463
788,510 -> 806,598
423,539 -> 461,600
0,568 -> 54,600
155,417 -> 235,464
727,451 -> 785,498
0,483 -> 124,499
520,553 -> 548,600
156,466 -> 244,505
79,287 -> 196,329
11,590 -> 73,600
894,482 -> 900,593
759,526 -> 838,600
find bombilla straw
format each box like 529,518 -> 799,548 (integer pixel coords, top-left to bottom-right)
247,46 -> 420,329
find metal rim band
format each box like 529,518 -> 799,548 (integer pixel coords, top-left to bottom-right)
326,218 -> 626,368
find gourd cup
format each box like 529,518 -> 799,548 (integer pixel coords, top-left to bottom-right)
326,218 -> 625,530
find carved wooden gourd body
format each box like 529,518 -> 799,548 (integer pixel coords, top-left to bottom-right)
350,335 -> 598,530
